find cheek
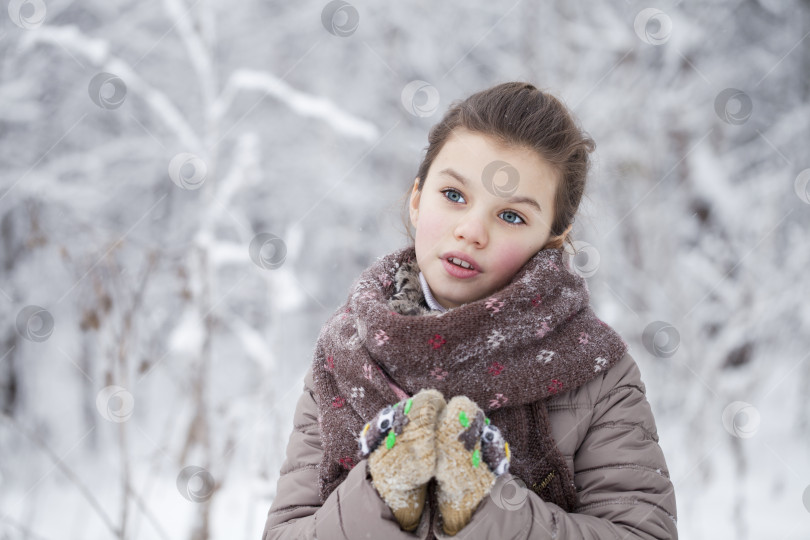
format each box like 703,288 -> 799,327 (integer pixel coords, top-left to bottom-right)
492,245 -> 530,276
414,211 -> 446,242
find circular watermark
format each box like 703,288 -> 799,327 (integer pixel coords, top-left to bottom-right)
96,385 -> 135,423
641,320 -> 680,358
406,390 -> 446,430
793,168 -> 810,204
714,88 -> 753,125
802,485 -> 810,513
248,232 -> 287,269
490,475 -> 529,512
721,401 -> 760,438
321,0 -> 359,37
481,160 -> 520,198
168,152 -> 207,190
345,315 -> 368,351
15,305 -> 54,342
566,240 -> 600,278
8,0 -> 46,29
88,72 -> 127,110
401,80 -> 440,118
634,8 -> 672,45
176,466 -> 215,502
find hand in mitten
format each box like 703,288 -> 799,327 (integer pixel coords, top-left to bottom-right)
435,395 -> 511,536
357,389 -> 446,532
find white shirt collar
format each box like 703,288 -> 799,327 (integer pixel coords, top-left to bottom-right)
418,271 -> 447,312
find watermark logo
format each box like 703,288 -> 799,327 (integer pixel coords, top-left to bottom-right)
793,168 -> 810,204
168,153 -> 207,190
345,316 -> 368,351
88,72 -> 127,110
248,232 -> 287,269
15,305 -> 54,342
96,385 -> 135,423
481,160 -> 520,198
634,8 -> 672,45
714,88 -> 753,125
177,466 -> 215,502
401,80 -> 440,118
490,475 -> 529,512
721,401 -> 759,439
321,1 -> 359,37
566,240 -> 600,279
8,0 -> 46,29
642,321 -> 680,358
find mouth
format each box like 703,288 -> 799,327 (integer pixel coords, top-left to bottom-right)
441,251 -> 481,272
446,257 -> 475,270
440,251 -> 482,279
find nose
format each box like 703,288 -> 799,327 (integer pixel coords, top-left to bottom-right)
453,211 -> 488,247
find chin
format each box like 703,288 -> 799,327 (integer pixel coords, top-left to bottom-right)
444,291 -> 483,309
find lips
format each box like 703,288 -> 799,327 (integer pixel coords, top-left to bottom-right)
441,251 -> 481,272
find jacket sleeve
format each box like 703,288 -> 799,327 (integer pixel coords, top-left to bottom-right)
262,366 -> 434,539
432,351 -> 678,539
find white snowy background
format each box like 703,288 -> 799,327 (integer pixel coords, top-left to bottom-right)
0,0 -> 808,538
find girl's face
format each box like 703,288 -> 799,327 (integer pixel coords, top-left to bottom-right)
408,128 -> 559,310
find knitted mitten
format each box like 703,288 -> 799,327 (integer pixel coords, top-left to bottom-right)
357,389 -> 446,532
435,395 -> 511,536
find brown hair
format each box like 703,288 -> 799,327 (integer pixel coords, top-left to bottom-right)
400,81 -> 595,254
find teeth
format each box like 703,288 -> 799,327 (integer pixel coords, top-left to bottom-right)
450,257 -> 473,269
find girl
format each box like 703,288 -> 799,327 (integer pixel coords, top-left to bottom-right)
261,82 -> 678,539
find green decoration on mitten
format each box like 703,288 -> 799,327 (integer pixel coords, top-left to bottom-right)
435,395 -> 512,536
360,389 -> 446,532
385,430 -> 396,449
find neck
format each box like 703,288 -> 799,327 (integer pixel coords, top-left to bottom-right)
418,271 -> 447,312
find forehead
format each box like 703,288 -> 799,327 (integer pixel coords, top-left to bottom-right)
431,128 -> 559,195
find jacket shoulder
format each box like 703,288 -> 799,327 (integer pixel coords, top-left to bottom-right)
545,351 -> 647,459
597,350 -> 646,400
547,351 -> 642,409
587,350 -> 658,438
559,350 -> 659,442
557,351 -> 646,409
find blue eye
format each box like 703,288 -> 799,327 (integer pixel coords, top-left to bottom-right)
500,210 -> 524,226
440,189 -> 526,227
441,188 -> 464,204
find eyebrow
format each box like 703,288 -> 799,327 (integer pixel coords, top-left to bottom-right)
439,168 -> 543,214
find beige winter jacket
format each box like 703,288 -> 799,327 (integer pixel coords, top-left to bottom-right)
261,349 -> 678,539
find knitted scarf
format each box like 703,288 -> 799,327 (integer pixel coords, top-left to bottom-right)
311,243 -> 628,520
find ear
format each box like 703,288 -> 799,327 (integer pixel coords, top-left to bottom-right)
408,177 -> 422,228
